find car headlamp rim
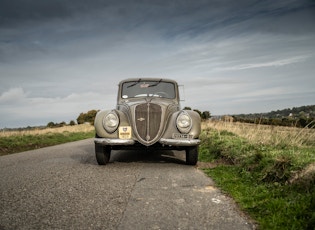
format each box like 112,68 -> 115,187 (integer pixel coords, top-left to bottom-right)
176,111 -> 192,134
103,111 -> 119,133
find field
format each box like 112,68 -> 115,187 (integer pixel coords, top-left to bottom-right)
199,120 -> 315,229
0,123 -> 94,137
203,120 -> 315,147
0,124 -> 95,156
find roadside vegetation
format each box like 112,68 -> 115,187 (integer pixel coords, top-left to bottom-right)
0,109 -> 99,156
0,124 -> 94,156
199,120 -> 315,230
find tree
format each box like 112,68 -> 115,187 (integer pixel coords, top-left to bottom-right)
201,111 -> 211,120
76,110 -> 99,125
298,118 -> 307,127
77,113 -> 85,125
59,121 -> 66,127
69,120 -> 76,126
47,122 -> 55,128
193,109 -> 202,117
183,107 -> 211,120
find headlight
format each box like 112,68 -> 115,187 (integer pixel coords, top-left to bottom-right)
103,111 -> 119,133
176,111 -> 192,133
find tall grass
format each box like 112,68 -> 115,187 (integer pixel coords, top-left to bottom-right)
0,124 -> 95,156
203,120 -> 315,147
0,123 -> 94,137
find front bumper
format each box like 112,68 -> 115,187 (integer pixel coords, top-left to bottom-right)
159,138 -> 200,146
94,138 -> 200,147
94,138 -> 135,146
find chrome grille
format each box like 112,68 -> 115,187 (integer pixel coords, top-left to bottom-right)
135,103 -> 162,143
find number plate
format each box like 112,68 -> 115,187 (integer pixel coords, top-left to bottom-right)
172,133 -> 193,139
119,126 -> 132,139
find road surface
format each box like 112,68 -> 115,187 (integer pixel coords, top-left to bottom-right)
0,139 -> 255,229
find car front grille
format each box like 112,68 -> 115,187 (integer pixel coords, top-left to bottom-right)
135,103 -> 162,144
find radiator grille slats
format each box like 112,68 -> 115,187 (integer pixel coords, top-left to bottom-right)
135,104 -> 147,140
135,103 -> 162,144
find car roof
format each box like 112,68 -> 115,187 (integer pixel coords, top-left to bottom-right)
119,78 -> 178,85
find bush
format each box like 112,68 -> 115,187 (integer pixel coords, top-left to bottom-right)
77,109 -> 99,125
69,120 -> 76,126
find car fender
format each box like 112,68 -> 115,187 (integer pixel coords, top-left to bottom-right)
94,109 -> 130,138
163,110 -> 201,139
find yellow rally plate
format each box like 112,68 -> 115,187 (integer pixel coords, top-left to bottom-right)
119,126 -> 132,139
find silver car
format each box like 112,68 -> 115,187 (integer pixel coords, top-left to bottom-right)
94,78 -> 201,165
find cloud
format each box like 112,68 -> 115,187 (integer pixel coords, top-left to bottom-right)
215,55 -> 311,71
0,87 -> 28,102
0,87 -> 114,127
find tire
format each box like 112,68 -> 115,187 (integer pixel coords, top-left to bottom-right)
95,143 -> 111,165
185,146 -> 198,165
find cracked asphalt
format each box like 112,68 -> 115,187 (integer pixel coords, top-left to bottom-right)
0,139 -> 255,230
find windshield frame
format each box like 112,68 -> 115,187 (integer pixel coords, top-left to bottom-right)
121,79 -> 177,100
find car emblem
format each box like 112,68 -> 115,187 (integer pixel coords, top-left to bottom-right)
137,117 -> 145,121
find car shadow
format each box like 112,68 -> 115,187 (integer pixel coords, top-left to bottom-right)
109,149 -> 186,165
73,144 -> 187,165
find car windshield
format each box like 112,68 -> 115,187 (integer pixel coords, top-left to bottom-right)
122,80 -> 176,99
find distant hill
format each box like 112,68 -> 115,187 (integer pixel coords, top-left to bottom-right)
232,105 -> 315,128
235,105 -> 315,119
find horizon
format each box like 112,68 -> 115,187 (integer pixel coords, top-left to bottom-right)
2,104 -> 314,129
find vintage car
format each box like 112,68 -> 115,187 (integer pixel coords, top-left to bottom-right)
94,78 -> 201,165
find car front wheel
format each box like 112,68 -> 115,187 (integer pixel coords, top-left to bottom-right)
95,143 -> 111,165
185,146 -> 198,165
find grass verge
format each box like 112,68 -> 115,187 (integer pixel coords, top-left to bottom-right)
199,122 -> 315,230
0,125 -> 95,156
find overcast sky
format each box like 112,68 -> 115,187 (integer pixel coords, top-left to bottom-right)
1,0 -> 314,128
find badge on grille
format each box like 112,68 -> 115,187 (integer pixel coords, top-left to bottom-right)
137,117 -> 145,121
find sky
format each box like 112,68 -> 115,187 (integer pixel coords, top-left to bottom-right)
0,0 -> 315,128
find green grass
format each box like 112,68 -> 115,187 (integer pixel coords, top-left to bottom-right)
199,127 -> 315,230
0,131 -> 95,156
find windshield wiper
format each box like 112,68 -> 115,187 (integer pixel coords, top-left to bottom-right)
127,78 -> 142,88
148,79 -> 162,87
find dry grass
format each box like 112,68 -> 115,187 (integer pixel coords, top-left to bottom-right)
203,120 -> 315,147
0,124 -> 94,137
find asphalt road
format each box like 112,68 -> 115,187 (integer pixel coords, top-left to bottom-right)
0,139 -> 255,230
